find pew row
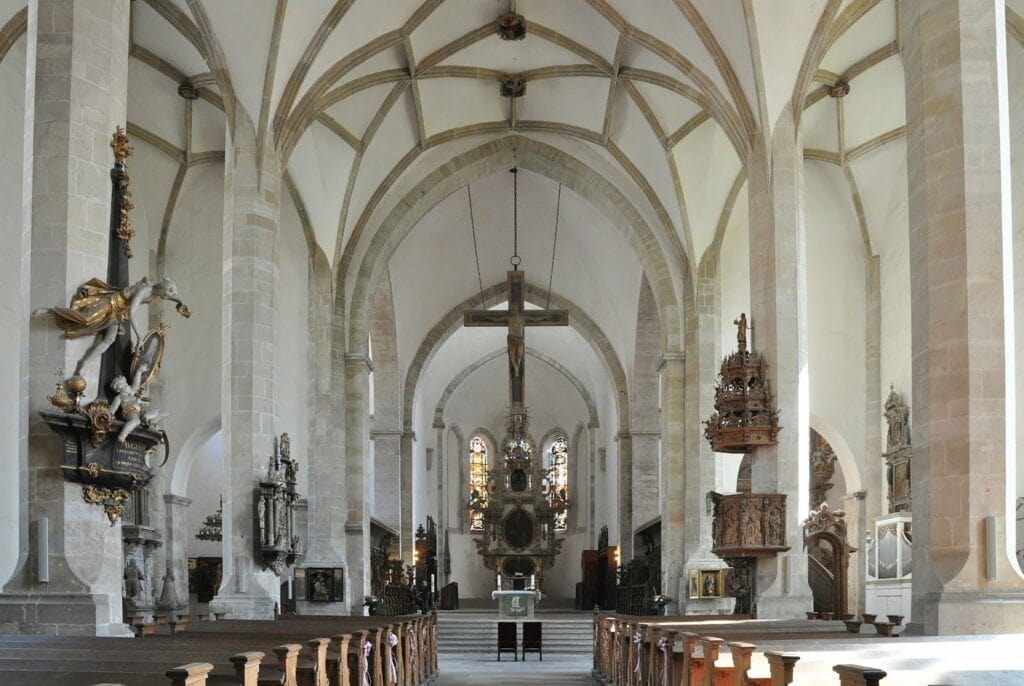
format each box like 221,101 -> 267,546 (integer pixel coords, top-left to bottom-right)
592,612 -> 889,686
0,612 -> 437,686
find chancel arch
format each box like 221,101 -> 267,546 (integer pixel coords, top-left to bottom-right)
343,135 -> 689,357
404,282 -> 629,435
433,348 -> 600,431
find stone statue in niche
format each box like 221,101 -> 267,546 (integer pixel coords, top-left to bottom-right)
257,494 -> 267,545
124,558 -> 144,607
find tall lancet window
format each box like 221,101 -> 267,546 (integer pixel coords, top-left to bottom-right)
468,435 -> 489,531
548,435 -> 569,531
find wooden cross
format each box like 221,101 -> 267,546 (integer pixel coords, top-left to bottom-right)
464,270 -> 568,411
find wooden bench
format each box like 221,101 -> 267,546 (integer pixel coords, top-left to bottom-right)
0,612 -> 438,686
593,612 -> 890,686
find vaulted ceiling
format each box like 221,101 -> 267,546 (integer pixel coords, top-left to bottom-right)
0,0 -> 953,433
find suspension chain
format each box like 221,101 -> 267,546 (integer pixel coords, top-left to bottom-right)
546,183 -> 561,309
468,185 -> 486,309
510,167 -> 521,269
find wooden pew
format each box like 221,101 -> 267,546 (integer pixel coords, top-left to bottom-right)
592,612 -> 885,686
0,613 -> 436,686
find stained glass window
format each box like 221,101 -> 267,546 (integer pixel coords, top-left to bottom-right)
549,436 -> 568,531
468,435 -> 488,531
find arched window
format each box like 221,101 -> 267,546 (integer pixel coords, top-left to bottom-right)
548,435 -> 569,531
468,435 -> 489,531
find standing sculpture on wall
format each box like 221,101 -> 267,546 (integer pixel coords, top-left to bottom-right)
37,128 -> 191,526
883,385 -> 912,512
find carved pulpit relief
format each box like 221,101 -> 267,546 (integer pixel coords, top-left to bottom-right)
883,385 -> 912,512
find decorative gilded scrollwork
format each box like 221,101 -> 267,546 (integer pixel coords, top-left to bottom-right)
111,127 -> 136,256
83,484 -> 131,525
83,400 -> 113,447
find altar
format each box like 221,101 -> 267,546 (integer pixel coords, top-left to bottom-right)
491,589 -> 542,619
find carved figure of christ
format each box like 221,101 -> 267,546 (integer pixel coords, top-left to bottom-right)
463,270 -> 569,410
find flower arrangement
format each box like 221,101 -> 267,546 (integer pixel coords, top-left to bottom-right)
363,595 -> 380,615
652,594 -> 673,612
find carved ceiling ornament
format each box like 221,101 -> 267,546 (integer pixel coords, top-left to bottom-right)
704,313 -> 782,453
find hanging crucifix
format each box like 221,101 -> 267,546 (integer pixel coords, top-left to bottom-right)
463,168 -> 568,413
464,269 -> 568,410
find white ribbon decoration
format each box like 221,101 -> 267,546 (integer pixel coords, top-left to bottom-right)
388,631 -> 398,683
362,641 -> 372,686
634,632 -> 643,675
657,635 -> 670,686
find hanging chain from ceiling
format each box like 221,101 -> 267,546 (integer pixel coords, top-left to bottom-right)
546,183 -> 562,309
467,185 -> 486,309
510,167 -> 521,270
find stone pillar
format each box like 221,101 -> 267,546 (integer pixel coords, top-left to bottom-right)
901,0 -> 1024,634
745,107 -> 813,618
399,430 -> 415,564
842,491 -> 866,617
0,0 -> 131,636
297,259 -> 347,614
434,421 -> 445,535
615,431 -> 633,561
589,423 -> 598,547
209,111 -> 281,620
344,354 -> 373,613
864,259 -> 883,520
681,267 -> 731,613
370,430 -> 401,534
629,432 -> 660,532
163,494 -> 192,608
659,352 -> 686,604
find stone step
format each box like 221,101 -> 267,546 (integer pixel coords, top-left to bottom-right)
437,615 -> 593,654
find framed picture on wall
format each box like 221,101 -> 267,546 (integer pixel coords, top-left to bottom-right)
688,569 -> 700,599
700,570 -> 723,598
305,567 -> 345,603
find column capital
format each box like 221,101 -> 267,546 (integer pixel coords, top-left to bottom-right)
432,419 -> 445,430
344,353 -> 374,374
402,430 -> 416,442
163,494 -> 193,507
657,351 -> 686,371
614,432 -> 632,443
370,430 -> 403,440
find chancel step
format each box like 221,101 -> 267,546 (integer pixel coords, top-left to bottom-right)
437,611 -> 592,654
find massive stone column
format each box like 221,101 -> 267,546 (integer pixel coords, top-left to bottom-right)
163,494 -> 192,609
297,263 -> 347,615
344,354 -> 373,613
209,112 -> 281,620
681,264 -> 731,613
901,0 -> 1024,634
745,107 -> 813,618
616,432 -> 633,561
0,0 -> 131,636
659,352 -> 686,605
400,429 -> 415,564
371,431 -> 401,533
631,277 -> 661,542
